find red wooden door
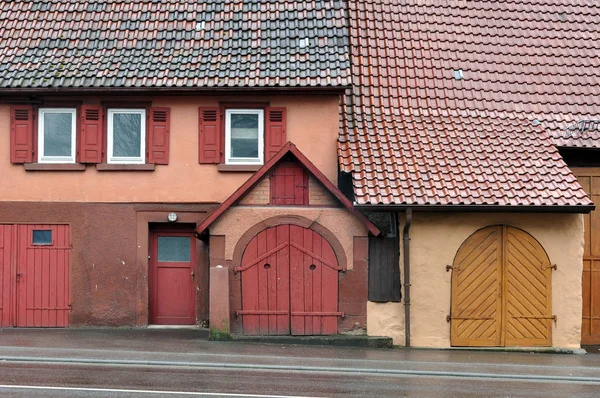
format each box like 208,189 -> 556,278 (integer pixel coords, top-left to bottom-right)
237,225 -> 342,335
0,225 -> 13,327
16,225 -> 71,327
1,224 -> 70,328
149,231 -> 196,325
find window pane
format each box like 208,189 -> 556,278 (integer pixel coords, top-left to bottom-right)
230,113 -> 259,158
33,230 -> 52,245
44,113 -> 72,156
158,237 -> 191,262
113,113 -> 141,157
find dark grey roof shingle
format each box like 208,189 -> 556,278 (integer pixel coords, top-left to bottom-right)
0,0 -> 350,89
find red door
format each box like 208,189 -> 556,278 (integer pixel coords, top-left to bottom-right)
0,225 -> 13,326
1,224 -> 70,328
149,231 -> 196,325
236,225 -> 342,335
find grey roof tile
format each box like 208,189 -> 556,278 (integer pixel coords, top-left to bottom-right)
0,0 -> 350,89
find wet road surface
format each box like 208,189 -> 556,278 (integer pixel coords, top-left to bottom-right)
1,360 -> 599,397
0,329 -> 599,397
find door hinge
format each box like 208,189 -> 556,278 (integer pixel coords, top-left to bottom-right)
446,265 -> 459,272
68,304 -> 73,312
543,264 -> 558,271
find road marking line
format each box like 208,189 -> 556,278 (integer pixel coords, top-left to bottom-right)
0,384 -> 324,398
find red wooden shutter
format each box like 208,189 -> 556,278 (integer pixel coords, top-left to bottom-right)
265,107 -> 286,161
77,105 -> 104,163
147,107 -> 170,165
10,105 -> 34,163
198,107 -> 222,164
270,162 -> 308,205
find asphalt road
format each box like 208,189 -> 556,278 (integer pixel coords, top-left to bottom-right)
0,361 -> 599,398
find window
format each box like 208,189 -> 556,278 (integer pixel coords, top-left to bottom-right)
32,230 -> 53,245
225,109 -> 264,165
107,109 -> 146,164
38,108 -> 77,163
10,105 -> 169,167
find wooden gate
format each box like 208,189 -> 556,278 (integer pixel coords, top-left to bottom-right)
0,224 -> 70,327
574,168 -> 600,344
450,226 -> 552,347
236,225 -> 342,335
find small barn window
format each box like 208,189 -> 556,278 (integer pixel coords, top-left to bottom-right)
270,161 -> 308,205
33,230 -> 53,245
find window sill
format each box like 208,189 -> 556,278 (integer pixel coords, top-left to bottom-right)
96,164 -> 155,171
24,163 -> 86,171
217,164 -> 262,172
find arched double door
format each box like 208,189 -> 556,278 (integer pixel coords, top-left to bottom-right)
450,226 -> 553,347
235,225 -> 343,335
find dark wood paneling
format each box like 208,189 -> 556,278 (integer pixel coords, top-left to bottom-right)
368,236 -> 401,302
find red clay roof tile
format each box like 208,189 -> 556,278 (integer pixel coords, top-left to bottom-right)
339,0 -> 596,208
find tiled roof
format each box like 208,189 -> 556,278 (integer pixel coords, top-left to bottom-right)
0,1 -> 350,89
339,0 -> 595,208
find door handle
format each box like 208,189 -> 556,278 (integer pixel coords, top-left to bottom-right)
191,271 -> 195,281
16,273 -> 22,282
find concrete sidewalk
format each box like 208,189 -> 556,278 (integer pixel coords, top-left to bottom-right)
1,328 -> 600,383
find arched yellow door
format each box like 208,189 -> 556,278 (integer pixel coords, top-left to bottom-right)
451,226 -> 552,347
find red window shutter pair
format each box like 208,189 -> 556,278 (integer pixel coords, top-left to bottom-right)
10,106 -> 170,165
198,107 -> 222,164
198,107 -> 287,164
146,107 -> 170,165
10,105 -> 34,163
77,106 -> 103,163
270,161 -> 308,205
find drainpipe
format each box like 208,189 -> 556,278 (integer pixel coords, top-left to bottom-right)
403,208 -> 412,347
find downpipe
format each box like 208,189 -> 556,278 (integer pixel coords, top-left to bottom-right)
403,208 -> 412,348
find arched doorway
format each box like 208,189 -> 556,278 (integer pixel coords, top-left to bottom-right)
235,224 -> 343,335
450,226 -> 553,347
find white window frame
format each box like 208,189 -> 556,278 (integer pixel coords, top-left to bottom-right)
107,108 -> 146,164
38,108 -> 77,164
225,109 -> 264,165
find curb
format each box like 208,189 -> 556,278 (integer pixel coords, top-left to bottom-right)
227,335 -> 394,348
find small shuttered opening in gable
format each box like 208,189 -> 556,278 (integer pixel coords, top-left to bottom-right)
270,160 -> 308,205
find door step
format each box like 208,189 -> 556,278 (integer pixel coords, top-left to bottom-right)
224,335 -> 393,348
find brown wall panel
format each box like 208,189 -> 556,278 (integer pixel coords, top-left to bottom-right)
0,202 -> 216,326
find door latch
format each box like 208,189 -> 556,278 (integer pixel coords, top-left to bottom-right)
191,270 -> 195,281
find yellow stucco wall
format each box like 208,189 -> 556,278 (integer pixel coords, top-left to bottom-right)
367,212 -> 584,349
210,207 -> 368,270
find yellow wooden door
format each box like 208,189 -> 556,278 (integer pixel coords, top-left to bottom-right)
504,227 -> 552,346
451,226 -> 552,347
451,226 -> 503,346
573,168 -> 600,345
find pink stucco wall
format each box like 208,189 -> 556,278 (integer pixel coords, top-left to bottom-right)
0,94 -> 340,203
